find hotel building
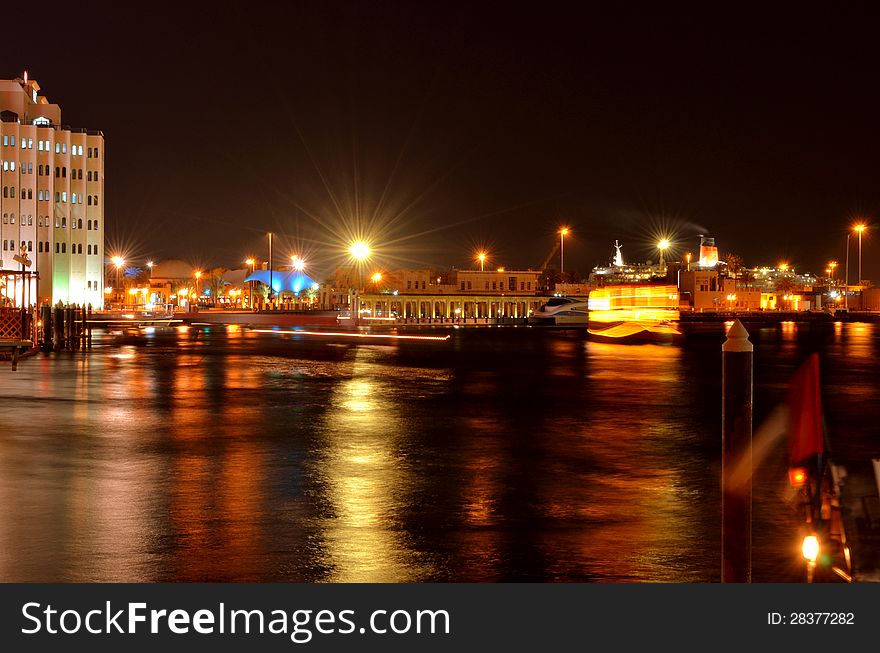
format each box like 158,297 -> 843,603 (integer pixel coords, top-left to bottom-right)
0,74 -> 104,306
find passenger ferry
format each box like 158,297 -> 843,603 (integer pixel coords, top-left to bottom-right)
528,297 -> 589,325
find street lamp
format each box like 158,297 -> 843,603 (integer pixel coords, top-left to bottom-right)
291,255 -> 305,271
111,256 -> 124,307
559,228 -> 569,276
685,252 -> 692,271
348,240 -> 372,325
845,233 -> 851,310
854,224 -> 866,286
245,258 -> 255,308
658,238 -> 670,274
194,270 -> 202,304
828,261 -> 838,285
476,251 -> 487,272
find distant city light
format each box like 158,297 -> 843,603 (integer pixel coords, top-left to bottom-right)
371,272 -> 382,283
658,238 -> 670,250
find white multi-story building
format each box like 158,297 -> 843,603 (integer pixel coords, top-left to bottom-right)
0,74 -> 104,307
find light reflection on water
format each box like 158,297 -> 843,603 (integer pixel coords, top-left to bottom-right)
0,322 -> 876,582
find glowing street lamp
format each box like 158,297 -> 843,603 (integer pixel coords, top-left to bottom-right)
348,240 -> 372,324
291,254 -> 305,271
194,270 -> 202,301
778,262 -> 789,272
559,228 -> 569,275
349,240 -> 371,262
658,238 -> 670,273
476,251 -> 487,272
854,224 -> 866,285
111,256 -> 124,306
685,252 -> 692,271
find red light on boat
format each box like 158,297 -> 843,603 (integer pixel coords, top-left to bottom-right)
789,467 -> 808,487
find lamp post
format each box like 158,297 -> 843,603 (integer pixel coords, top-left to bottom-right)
348,240 -> 371,326
111,256 -> 124,308
245,258 -> 255,308
658,239 -> 670,274
477,251 -> 487,272
194,270 -> 202,306
845,233 -> 850,310
559,228 -> 569,277
855,224 -> 866,286
828,261 -> 837,286
685,252 -> 692,272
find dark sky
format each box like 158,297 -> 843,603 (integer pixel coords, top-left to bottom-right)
8,2 -> 880,280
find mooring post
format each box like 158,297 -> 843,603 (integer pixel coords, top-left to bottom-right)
722,319 -> 753,582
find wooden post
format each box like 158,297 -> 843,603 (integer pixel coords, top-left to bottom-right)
722,319 -> 753,582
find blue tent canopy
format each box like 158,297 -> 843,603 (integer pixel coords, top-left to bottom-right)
244,270 -> 317,295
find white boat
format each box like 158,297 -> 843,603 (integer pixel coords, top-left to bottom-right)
529,297 -> 589,325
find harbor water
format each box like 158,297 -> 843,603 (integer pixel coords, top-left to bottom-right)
0,321 -> 876,582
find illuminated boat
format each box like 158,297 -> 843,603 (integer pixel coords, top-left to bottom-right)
587,284 -> 682,343
529,297 -> 589,325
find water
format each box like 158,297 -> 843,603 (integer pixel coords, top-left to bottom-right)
0,321 -> 876,582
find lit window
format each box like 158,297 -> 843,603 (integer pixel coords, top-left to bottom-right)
10,162 -> 14,171
28,241 -> 32,252
55,143 -> 60,153
62,191 -> 67,202
72,193 -> 77,204
21,138 -> 26,149
2,136 -> 7,146
62,143 -> 66,153
28,139 -> 33,149
62,217 -> 66,228
10,136 -> 14,146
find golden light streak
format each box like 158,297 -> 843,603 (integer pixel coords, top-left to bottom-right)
251,329 -> 450,341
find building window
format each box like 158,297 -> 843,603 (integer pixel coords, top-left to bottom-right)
10,136 -> 14,146
62,143 -> 67,153
28,162 -> 32,173
44,241 -> 49,252
62,167 -> 66,178
61,217 -> 66,228
93,195 -> 98,205
460,282 -> 465,290
20,138 -> 26,149
72,193 -> 77,204
78,219 -> 83,229
38,140 -> 43,151
87,219 -> 92,230
94,220 -> 98,230
28,138 -> 33,149
10,214 -> 14,224
55,242 -> 59,253
55,143 -> 60,153
39,241 -> 43,253
27,241 -> 32,252
27,189 -> 32,199
62,192 -> 67,202
28,215 -> 32,225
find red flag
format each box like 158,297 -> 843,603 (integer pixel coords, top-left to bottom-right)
787,353 -> 824,467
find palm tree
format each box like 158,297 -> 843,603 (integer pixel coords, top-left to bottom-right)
723,253 -> 744,279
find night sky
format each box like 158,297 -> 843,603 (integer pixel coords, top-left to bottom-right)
8,2 -> 880,280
